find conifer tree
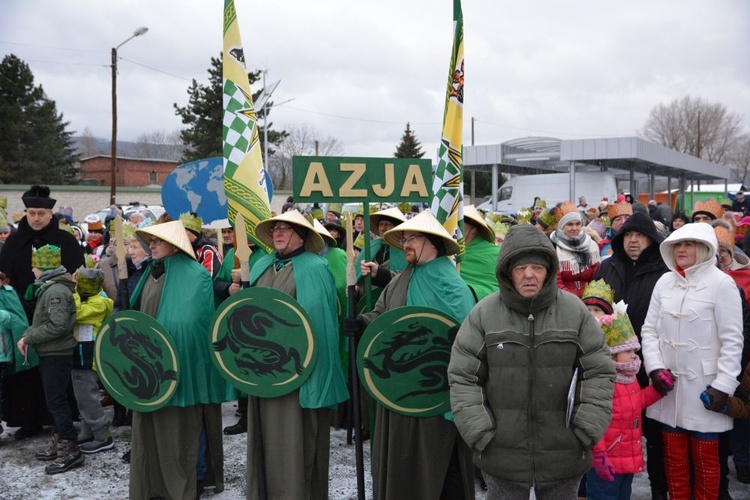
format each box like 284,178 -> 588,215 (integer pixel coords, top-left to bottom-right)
393,122 -> 425,159
0,54 -> 78,184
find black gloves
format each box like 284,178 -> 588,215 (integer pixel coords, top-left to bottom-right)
649,369 -> 676,396
700,386 -> 730,413
345,316 -> 365,339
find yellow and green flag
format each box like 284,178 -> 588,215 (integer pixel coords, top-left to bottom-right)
222,0 -> 271,249
430,0 -> 465,261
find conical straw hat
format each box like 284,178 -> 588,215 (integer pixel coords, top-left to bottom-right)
136,220 -> 196,261
311,218 -> 337,248
463,205 -> 495,243
370,207 -> 407,229
383,210 -> 460,256
255,209 -> 325,254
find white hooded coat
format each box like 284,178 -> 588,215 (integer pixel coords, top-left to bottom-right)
641,222 -> 743,432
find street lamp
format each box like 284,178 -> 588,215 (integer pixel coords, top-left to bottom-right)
110,26 -> 148,205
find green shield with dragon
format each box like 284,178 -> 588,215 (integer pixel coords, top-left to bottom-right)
357,306 -> 458,417
95,311 -> 180,413
210,287 -> 318,398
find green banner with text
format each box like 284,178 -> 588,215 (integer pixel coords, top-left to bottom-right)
293,156 -> 433,203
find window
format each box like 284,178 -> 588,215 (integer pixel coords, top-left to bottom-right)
498,186 -> 513,201
149,170 -> 157,183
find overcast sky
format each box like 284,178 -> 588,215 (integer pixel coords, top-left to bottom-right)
2,0 -> 749,163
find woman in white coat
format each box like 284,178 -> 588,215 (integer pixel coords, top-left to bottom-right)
641,222 -> 744,500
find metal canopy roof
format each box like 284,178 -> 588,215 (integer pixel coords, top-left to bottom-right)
464,136 -> 732,182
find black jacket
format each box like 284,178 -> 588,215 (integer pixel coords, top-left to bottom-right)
593,213 -> 669,386
0,217 -> 85,320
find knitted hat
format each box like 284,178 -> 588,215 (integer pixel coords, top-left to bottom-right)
600,312 -> 640,355
582,279 -> 615,315
85,214 -> 103,231
382,210 -> 460,256
22,185 -> 56,209
692,199 -> 723,221
179,212 -> 203,235
32,244 -> 61,270
136,220 -> 197,260
255,209 -> 325,254
75,266 -> 104,296
607,201 -> 633,221
509,252 -> 551,271
464,205 -> 495,243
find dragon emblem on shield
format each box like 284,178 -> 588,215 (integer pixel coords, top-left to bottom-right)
364,322 -> 458,401
214,304 -> 304,378
103,322 -> 177,400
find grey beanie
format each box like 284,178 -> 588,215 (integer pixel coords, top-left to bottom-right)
509,252 -> 550,271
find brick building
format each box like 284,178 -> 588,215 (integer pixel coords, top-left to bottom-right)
78,155 -> 179,187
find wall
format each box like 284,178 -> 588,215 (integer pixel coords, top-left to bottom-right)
78,156 -> 178,187
1,185 -> 291,224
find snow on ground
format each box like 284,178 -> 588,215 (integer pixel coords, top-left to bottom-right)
1,402 -> 748,499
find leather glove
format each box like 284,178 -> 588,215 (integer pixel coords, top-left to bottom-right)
700,385 -> 729,413
592,450 -> 615,482
344,316 -> 365,339
650,369 -> 676,396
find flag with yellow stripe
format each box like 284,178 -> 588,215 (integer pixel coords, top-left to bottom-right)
223,0 -> 271,249
430,0 -> 465,261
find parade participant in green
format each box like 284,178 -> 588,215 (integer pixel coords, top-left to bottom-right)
346,210 -> 477,500
0,272 -> 31,438
460,205 -> 500,301
129,220 -> 234,499
248,209 -> 349,500
357,206 -> 408,287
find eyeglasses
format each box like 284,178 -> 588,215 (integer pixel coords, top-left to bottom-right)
399,234 -> 424,246
271,225 -> 294,234
149,237 -> 165,246
718,249 -> 731,257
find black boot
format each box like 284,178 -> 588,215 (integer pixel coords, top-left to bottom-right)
223,417 -> 247,435
737,464 -> 750,484
35,431 -> 58,461
44,439 -> 84,474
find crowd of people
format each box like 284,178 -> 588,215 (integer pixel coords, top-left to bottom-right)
0,185 -> 749,500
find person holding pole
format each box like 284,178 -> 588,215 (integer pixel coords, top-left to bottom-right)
247,210 -> 349,500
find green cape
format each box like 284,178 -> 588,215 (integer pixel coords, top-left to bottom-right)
0,285 -> 35,373
354,238 -> 407,281
130,253 -> 236,407
406,257 -> 475,324
459,237 -> 501,301
324,246 -> 349,382
250,251 -> 349,409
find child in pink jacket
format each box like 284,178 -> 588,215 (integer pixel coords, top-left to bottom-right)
582,281 -> 675,498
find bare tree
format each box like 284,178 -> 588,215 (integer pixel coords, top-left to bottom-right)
730,135 -> 750,185
641,96 -> 744,164
78,127 -> 103,158
267,124 -> 344,189
132,129 -> 184,161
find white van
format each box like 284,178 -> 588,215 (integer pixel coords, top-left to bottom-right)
476,171 -> 618,215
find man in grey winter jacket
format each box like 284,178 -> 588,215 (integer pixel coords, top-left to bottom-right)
448,224 -> 615,499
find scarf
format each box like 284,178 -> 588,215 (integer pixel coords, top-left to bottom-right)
552,230 -> 599,275
615,356 -> 641,384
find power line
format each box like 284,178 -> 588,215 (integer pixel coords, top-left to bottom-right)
277,104 -> 440,126
0,40 -> 104,54
119,57 -> 192,82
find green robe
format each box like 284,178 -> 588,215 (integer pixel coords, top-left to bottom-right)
0,285 -> 35,372
361,258 -> 476,500
130,253 -> 235,406
324,246 -> 349,378
459,237 -> 501,301
250,251 -> 349,409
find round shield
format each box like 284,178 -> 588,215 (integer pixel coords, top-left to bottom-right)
357,306 -> 459,417
95,311 -> 180,413
210,287 -> 318,398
